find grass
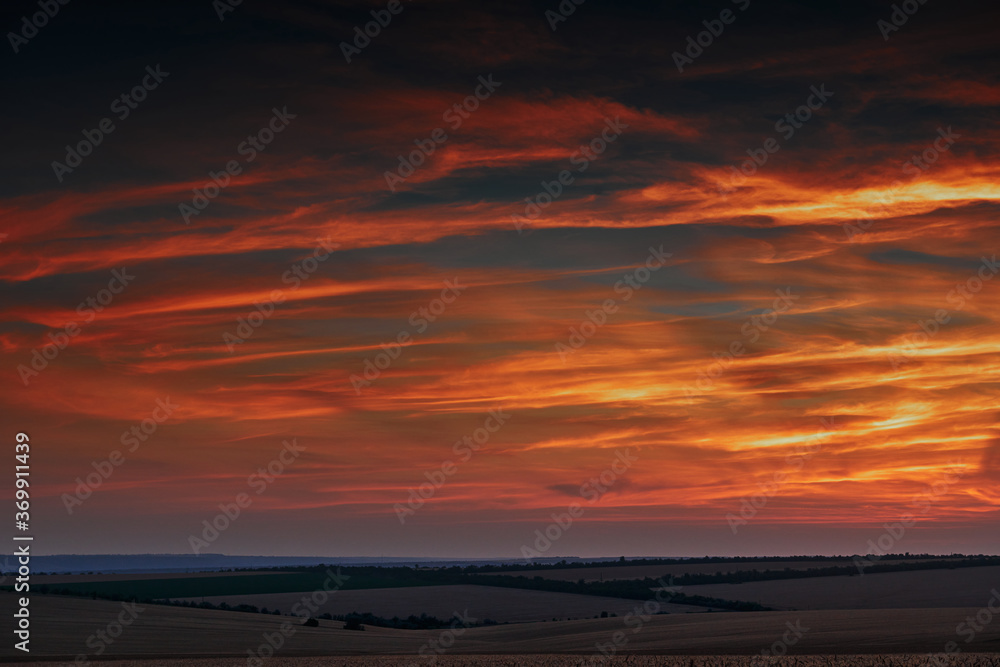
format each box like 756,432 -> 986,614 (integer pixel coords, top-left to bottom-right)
21,570 -> 437,599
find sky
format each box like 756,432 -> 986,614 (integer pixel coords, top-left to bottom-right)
2,0 -> 999,558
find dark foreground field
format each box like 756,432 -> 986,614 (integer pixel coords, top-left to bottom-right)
3,592 -> 1000,662
11,657 -> 1000,667
6,557 -> 1000,664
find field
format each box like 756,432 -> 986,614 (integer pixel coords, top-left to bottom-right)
29,570 -> 433,599
12,658 -> 1000,666
500,558 -> 960,582
4,592 -> 1000,661
172,584 -> 713,622
30,571 -> 294,585
9,557 -> 1000,663
675,566 -> 1000,610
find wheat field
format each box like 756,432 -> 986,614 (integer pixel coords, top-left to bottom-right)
12,655 -> 1000,666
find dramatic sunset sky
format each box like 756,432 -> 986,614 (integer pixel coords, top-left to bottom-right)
3,0 -> 999,557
